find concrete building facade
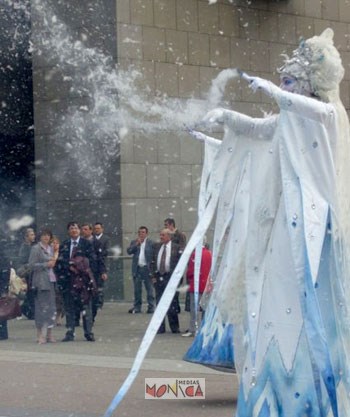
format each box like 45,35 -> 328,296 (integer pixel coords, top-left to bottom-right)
29,0 -> 350,297
115,0 -> 350,248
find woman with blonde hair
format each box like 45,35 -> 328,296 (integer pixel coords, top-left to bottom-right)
51,236 -> 64,326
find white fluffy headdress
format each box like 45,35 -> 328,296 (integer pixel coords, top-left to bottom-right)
279,28 -> 344,102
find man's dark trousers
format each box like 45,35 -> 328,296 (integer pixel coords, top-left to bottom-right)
63,290 -> 93,337
154,273 -> 179,333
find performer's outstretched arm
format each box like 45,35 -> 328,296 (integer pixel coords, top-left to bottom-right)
244,74 -> 335,124
185,127 -> 221,146
201,107 -> 277,140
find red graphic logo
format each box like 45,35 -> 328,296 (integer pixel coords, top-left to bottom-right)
145,378 -> 206,400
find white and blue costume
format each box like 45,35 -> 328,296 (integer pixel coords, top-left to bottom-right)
104,29 -> 350,417
185,28 -> 350,417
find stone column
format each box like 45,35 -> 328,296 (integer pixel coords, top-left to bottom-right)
31,0 -> 121,243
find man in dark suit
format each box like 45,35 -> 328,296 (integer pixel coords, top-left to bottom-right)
93,222 -> 110,261
164,218 -> 187,312
151,228 -> 182,334
163,218 -> 186,250
92,222 -> 110,319
55,221 -> 96,342
127,226 -> 154,314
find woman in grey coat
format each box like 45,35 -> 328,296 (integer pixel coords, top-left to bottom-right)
29,228 -> 57,344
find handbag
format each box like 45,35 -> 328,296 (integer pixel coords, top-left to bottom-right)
9,268 -> 28,299
0,296 -> 22,321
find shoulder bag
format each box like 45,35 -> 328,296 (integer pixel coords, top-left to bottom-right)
0,296 -> 22,321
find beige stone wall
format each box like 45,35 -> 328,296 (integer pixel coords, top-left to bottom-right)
116,0 -> 350,249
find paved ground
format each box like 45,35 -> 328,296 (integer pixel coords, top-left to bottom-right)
0,302 -> 238,417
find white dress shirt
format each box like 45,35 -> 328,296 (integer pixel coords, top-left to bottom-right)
138,238 -> 147,266
157,241 -> 171,273
70,237 -> 80,258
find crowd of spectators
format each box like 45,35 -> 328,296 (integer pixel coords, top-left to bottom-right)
0,217 -> 211,342
1,221 -> 110,343
127,218 -> 212,336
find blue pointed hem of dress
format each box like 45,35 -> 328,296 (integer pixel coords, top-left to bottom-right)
183,318 -> 235,373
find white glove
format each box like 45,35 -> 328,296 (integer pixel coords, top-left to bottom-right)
200,108 -> 226,125
185,127 -> 221,147
185,127 -> 206,142
243,75 -> 279,98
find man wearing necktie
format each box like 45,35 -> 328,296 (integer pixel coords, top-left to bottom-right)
151,228 -> 182,334
127,226 -> 155,314
55,222 -> 96,342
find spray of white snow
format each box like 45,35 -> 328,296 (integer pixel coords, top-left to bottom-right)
31,0 -> 240,197
6,215 -> 34,231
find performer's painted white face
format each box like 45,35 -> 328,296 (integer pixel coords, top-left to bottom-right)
280,76 -> 299,92
280,75 -> 312,97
